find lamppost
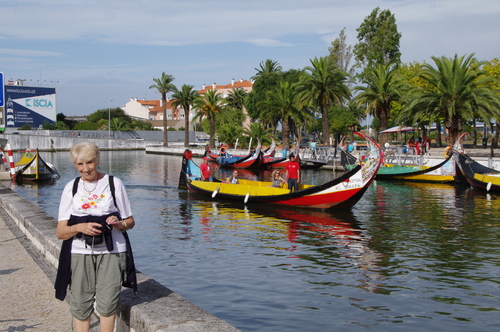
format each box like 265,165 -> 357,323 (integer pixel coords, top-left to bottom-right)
108,99 -> 113,139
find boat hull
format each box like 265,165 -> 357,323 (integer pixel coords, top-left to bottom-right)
455,152 -> 500,192
15,149 -> 59,181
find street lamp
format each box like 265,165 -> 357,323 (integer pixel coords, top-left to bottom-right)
108,99 -> 113,139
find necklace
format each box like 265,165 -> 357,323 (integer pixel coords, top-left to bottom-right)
83,179 -> 98,195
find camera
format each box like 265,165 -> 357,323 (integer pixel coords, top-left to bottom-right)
96,220 -> 113,232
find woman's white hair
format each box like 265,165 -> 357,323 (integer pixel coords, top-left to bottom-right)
69,141 -> 100,164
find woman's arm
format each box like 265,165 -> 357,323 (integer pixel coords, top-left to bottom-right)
56,220 -> 105,240
106,215 -> 135,231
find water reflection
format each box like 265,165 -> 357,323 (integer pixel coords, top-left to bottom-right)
5,151 -> 500,331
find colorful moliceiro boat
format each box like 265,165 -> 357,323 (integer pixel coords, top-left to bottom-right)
216,141 -> 263,169
375,155 -> 456,182
15,149 -> 59,181
179,132 -> 382,210
454,151 -> 500,193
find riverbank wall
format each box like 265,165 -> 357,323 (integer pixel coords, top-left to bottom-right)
0,183 -> 240,331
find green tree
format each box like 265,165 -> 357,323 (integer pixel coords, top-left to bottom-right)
401,54 -> 500,146
226,88 -> 248,110
246,60 -> 283,120
260,81 -> 303,149
217,123 -> 243,147
109,118 -> 130,131
149,72 -> 176,147
251,59 -> 283,80
171,84 -> 198,147
300,56 -> 350,145
241,122 -> 274,148
193,89 -> 225,147
328,27 -> 355,86
353,63 -> 406,145
353,7 -> 402,69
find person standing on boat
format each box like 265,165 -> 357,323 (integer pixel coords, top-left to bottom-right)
54,141 -> 136,332
228,170 -> 240,184
200,157 -> 211,181
286,154 -> 301,192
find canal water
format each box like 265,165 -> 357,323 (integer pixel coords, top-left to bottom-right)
5,150 -> 500,331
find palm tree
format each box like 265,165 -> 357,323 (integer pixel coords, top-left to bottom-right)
251,59 -> 282,80
226,88 -> 248,110
149,73 -> 176,147
300,56 -> 350,146
242,122 -> 274,148
260,81 -> 304,149
193,89 -> 224,147
171,84 -> 198,147
402,54 -> 500,145
353,63 -> 405,145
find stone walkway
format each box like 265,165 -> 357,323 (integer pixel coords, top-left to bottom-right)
0,208 -> 73,332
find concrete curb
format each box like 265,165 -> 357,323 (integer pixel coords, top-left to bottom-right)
0,183 -> 240,332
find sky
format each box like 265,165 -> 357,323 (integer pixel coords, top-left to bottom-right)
1,0 -> 499,116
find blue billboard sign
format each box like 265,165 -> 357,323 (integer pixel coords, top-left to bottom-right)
3,85 -> 56,128
0,72 -> 4,107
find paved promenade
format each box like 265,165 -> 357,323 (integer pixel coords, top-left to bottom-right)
0,207 -> 75,331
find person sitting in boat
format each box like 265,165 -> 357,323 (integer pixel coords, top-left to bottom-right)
228,170 -> 240,184
249,146 -> 256,156
219,144 -> 227,157
204,145 -> 211,157
200,157 -> 211,181
285,154 -> 301,192
271,170 -> 286,188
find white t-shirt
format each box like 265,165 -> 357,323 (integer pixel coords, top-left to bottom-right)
58,174 -> 133,254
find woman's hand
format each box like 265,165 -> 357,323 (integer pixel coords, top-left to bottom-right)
84,222 -> 104,236
106,215 -> 122,229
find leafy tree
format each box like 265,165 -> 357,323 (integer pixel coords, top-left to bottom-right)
251,59 -> 283,81
246,60 -> 283,120
55,121 -> 70,130
57,113 -> 77,129
74,121 -> 100,131
171,84 -> 198,147
329,103 -> 364,143
241,122 -> 274,148
260,81 -> 303,149
353,7 -> 402,69
483,58 -> 500,148
109,118 -> 130,131
328,27 -> 355,86
300,56 -> 350,145
226,88 -> 248,110
193,89 -> 225,147
353,63 -> 406,145
401,54 -> 500,146
217,123 -> 243,147
149,72 -> 176,146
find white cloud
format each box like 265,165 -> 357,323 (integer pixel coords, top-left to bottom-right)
1,0 -> 499,115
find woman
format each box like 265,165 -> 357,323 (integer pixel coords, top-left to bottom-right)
228,170 -> 239,184
55,142 -> 136,332
271,170 -> 286,188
